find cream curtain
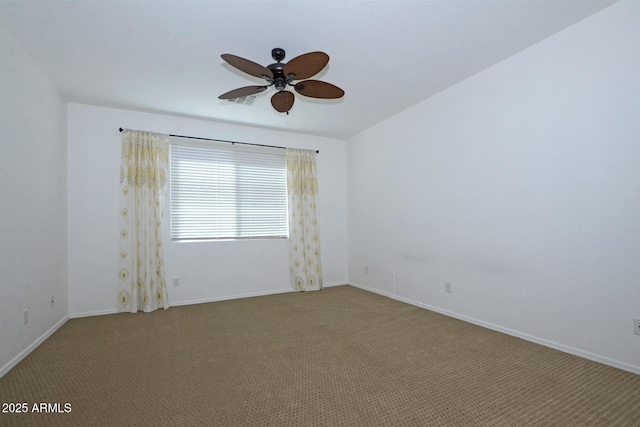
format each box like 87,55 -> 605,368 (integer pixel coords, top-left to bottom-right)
287,149 -> 322,291
118,129 -> 170,312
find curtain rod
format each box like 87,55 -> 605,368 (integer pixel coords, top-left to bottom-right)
119,128 -> 319,154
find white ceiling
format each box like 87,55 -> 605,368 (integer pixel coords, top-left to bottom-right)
0,0 -> 617,139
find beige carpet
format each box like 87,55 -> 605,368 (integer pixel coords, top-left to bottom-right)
1,285 -> 638,426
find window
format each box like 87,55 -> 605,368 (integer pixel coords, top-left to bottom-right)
170,138 -> 288,241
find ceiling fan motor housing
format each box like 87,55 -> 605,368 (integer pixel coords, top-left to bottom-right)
267,61 -> 293,91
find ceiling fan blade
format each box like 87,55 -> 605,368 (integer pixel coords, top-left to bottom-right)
294,80 -> 345,99
221,54 -> 273,79
271,91 -> 294,113
218,85 -> 269,100
283,51 -> 329,80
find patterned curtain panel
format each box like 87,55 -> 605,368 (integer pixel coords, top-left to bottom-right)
118,130 -> 170,312
287,149 -> 322,291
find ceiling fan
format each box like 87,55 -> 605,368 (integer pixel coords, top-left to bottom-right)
218,48 -> 344,114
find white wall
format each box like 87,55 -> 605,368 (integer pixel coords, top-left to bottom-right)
0,27 -> 68,376
67,104 -> 348,317
347,1 -> 640,373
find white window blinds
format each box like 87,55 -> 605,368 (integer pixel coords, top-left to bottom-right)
170,138 -> 288,241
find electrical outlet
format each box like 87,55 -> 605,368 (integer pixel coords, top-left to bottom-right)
173,278 -> 180,287
634,318 -> 640,336
23,309 -> 28,324
445,282 -> 452,293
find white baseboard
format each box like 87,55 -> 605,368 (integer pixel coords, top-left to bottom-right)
70,308 -> 119,319
70,291 -> 293,317
8,283 -> 636,378
170,283 -> 348,306
0,315 -> 69,378
70,284 -> 347,318
349,282 -> 640,376
170,287 -> 295,307
3,285 -> 305,377
323,281 -> 349,288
